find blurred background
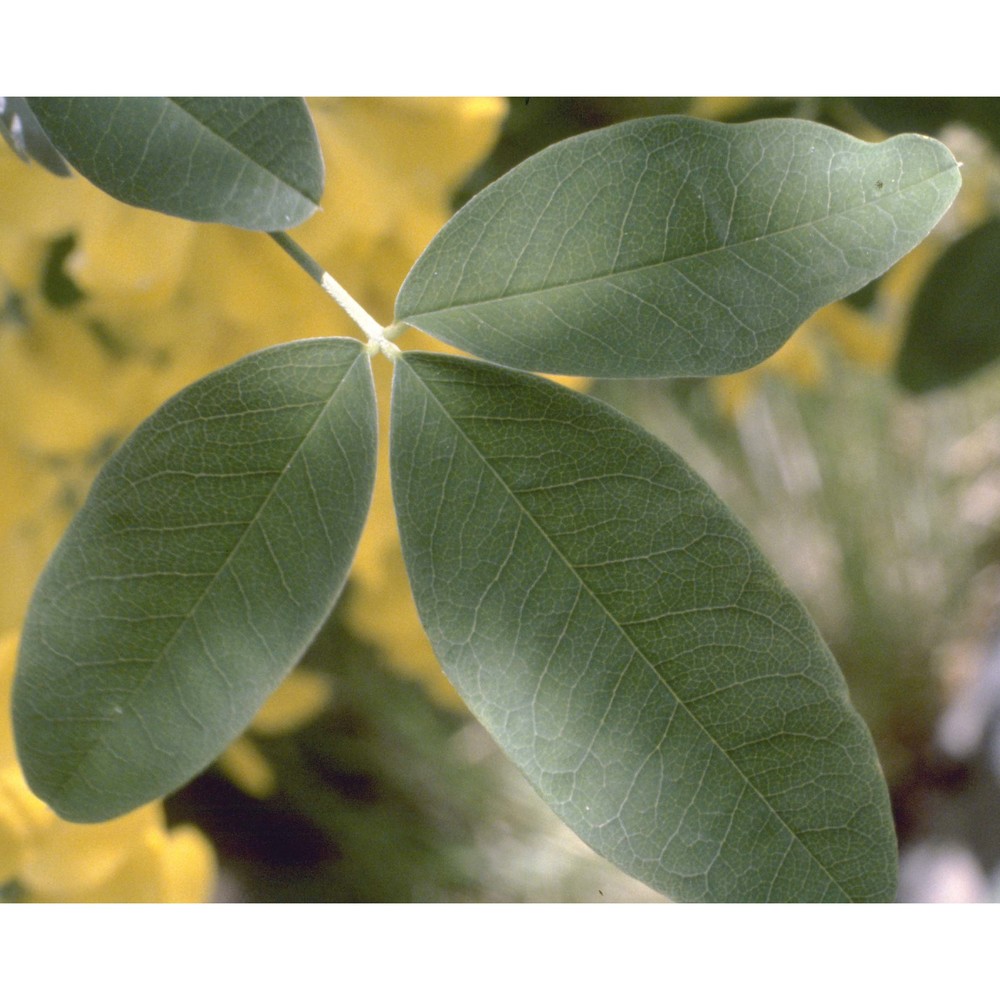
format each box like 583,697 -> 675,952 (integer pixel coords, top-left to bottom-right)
3,97 -> 1000,902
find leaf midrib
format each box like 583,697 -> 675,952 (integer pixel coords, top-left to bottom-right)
398,160 -> 957,322
166,97 -> 319,207
409,360 -> 848,899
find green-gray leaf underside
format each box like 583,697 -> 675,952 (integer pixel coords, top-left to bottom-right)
391,352 -> 897,902
25,97 -> 324,229
13,338 -> 376,822
395,116 -> 960,378
896,217 -> 1000,393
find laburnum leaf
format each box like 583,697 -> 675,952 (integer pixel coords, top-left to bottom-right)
395,116 -> 960,378
391,352 -> 897,902
24,97 -> 324,229
896,217 -> 1000,393
13,338 -> 376,822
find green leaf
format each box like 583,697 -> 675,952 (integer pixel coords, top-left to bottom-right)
391,352 -> 897,902
13,338 -> 376,822
896,217 -> 1000,393
25,97 -> 324,229
395,116 -> 960,378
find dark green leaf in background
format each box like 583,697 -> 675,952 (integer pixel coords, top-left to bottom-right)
25,97 -> 324,229
396,116 -> 960,378
14,338 -> 376,822
850,97 -> 1000,151
896,218 -> 1000,393
390,352 -> 897,902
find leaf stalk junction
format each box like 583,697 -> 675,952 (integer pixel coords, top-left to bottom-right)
269,230 -> 401,360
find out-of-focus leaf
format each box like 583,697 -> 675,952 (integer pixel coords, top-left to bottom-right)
25,97 -> 323,229
13,338 -> 376,822
850,98 -> 1000,149
391,351 -> 897,902
395,116 -> 960,378
896,217 -> 1000,393
0,97 -> 70,175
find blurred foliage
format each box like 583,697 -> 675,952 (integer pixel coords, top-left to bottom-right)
897,219 -> 1000,393
849,98 -> 1000,150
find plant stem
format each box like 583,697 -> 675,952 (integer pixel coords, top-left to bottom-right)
268,230 -> 325,284
267,231 -> 400,358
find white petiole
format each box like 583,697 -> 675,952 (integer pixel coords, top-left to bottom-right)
320,271 -> 400,360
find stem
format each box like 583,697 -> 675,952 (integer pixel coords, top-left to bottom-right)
268,231 -> 399,358
268,230 -> 325,284
318,272 -> 384,344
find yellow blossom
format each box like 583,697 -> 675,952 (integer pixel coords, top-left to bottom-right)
686,97 -> 759,121
23,819 -> 217,904
215,739 -> 278,800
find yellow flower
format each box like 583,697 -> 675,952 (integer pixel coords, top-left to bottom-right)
0,631 -> 216,901
686,97 -> 759,121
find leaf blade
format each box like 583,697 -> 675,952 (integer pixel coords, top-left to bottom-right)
396,116 -> 961,377
391,352 -> 897,902
25,97 -> 324,229
14,338 -> 376,822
